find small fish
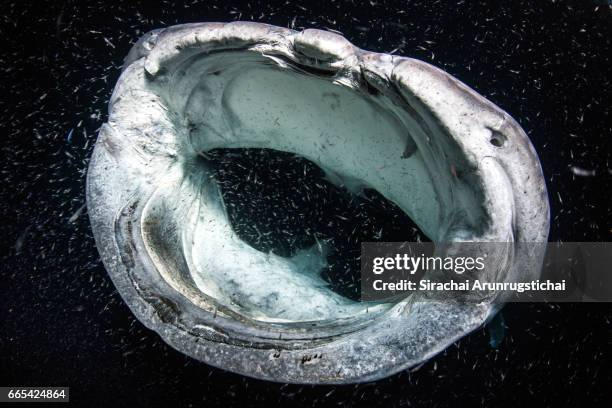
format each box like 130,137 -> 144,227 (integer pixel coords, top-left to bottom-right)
103,37 -> 116,49
198,151 -> 213,161
66,128 -> 74,143
68,203 -> 86,223
15,226 -> 32,255
570,166 -> 596,177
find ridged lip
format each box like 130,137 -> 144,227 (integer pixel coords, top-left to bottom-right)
87,21 -> 550,383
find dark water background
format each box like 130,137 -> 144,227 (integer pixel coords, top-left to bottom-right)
1,0 -> 611,406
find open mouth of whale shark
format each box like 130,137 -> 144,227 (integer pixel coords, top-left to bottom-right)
87,22 -> 549,383
142,50 -> 444,324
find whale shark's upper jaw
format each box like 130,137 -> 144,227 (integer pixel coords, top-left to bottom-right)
87,21 -> 549,384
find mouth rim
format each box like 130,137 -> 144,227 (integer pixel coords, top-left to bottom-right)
87,21 -> 550,384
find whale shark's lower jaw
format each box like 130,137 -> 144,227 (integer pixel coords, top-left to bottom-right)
86,22 -> 549,383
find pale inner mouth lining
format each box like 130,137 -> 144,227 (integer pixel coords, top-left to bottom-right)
140,51 -> 476,325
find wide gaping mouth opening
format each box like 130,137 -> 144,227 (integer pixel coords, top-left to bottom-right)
136,50 -> 481,328
197,147 -> 427,306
